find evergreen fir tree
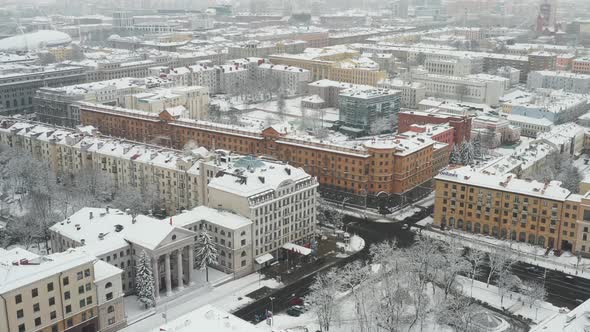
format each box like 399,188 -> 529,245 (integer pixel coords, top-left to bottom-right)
460,141 -> 475,165
135,250 -> 156,309
472,133 -> 482,159
195,231 -> 218,282
450,144 -> 462,165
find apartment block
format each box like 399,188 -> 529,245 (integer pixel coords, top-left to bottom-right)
76,103 -> 445,206
433,166 -> 584,253
0,64 -> 86,115
34,77 -> 175,127
0,248 -> 125,332
378,79 -> 426,109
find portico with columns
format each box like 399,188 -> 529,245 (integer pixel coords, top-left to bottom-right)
133,227 -> 197,300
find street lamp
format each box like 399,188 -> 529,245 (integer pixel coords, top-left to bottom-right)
269,296 -> 276,327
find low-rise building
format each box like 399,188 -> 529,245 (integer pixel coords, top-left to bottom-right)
471,115 -> 520,148
378,79 -> 426,109
34,77 -> 174,127
572,57 -> 590,74
258,64 -> 311,96
527,71 -> 590,94
411,68 -> 506,106
124,86 -> 209,120
398,109 -> 472,146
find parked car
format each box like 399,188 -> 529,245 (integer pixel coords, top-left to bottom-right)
287,307 -> 302,317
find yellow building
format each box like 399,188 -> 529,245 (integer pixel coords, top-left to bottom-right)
0,248 -> 125,332
434,166 -> 583,252
269,47 -> 386,86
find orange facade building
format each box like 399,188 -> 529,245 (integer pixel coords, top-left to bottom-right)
79,102 -> 447,206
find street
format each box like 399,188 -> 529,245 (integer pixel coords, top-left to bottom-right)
233,206 -> 590,326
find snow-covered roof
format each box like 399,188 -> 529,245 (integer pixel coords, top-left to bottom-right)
0,30 -> 72,52
173,206 -> 252,230
93,259 -> 123,282
208,156 -> 313,198
50,208 -> 196,255
530,298 -> 590,332
153,304 -> 261,332
435,166 -> 571,201
0,248 -> 95,294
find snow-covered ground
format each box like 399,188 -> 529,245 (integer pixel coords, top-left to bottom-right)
122,270 -> 282,331
457,276 -> 561,324
421,228 -> 590,279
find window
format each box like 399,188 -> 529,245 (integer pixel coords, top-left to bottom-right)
16,309 -> 23,318
47,282 -> 54,292
66,305 -> 72,314
78,285 -> 84,294
86,296 -> 92,305
241,239 -> 246,246
49,297 -> 55,306
35,317 -> 41,327
32,288 -> 38,298
19,324 -> 25,332
64,291 -> 70,300
67,318 -> 73,327
241,260 -> 246,267
84,269 -> 91,277
77,271 -> 83,280
63,276 -> 69,286
108,317 -> 116,325
82,312 -> 86,321
85,283 -> 91,291
52,325 -> 58,332
50,310 -> 56,320
105,282 -> 112,289
15,294 -> 22,304
106,292 -> 113,301
33,303 -> 40,312
80,299 -> 86,308
108,305 -> 115,313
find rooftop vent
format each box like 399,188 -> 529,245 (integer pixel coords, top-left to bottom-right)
114,224 -> 124,232
89,211 -> 93,220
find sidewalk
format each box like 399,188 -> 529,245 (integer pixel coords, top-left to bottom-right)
121,272 -> 282,332
420,227 -> 590,279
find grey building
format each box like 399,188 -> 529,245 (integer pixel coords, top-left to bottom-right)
338,88 -> 401,133
0,64 -> 86,115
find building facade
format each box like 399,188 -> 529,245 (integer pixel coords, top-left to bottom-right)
433,166 -> 584,253
76,104 -> 446,207
0,248 -> 125,332
338,88 -> 401,131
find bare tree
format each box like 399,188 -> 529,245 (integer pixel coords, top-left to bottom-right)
496,269 -> 521,308
487,249 -> 513,287
306,270 -> 340,332
339,261 -> 372,332
435,295 -> 479,332
440,237 -> 470,299
522,279 -> 546,320
466,248 -> 486,296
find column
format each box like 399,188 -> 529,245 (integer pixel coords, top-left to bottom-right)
152,256 -> 160,300
188,245 -> 195,286
165,253 -> 172,296
176,249 -> 184,291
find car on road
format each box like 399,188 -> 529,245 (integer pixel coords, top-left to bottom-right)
287,307 -> 302,317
